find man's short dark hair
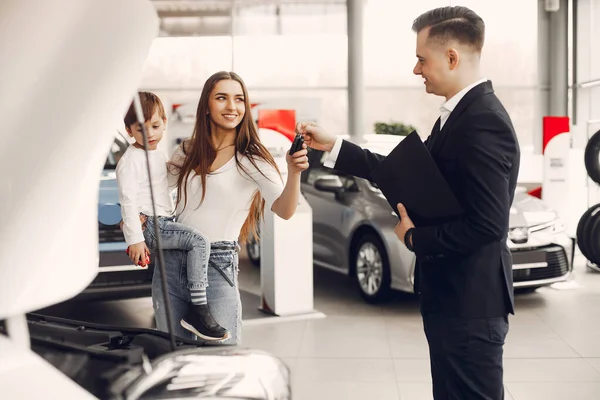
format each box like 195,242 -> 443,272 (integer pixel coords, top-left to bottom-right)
412,6 -> 485,52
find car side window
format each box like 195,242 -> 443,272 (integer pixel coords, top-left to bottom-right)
307,164 -> 335,185
305,149 -> 357,191
104,133 -> 129,170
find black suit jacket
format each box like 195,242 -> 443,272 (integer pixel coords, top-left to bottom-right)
334,81 -> 520,318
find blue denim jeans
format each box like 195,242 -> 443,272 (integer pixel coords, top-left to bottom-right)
152,241 -> 242,345
143,216 -> 210,290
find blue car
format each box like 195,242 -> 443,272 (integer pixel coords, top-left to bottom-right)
78,133 -> 153,300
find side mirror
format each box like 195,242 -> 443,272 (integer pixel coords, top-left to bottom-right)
314,175 -> 344,193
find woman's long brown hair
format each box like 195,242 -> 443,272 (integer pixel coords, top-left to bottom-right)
172,71 -> 280,243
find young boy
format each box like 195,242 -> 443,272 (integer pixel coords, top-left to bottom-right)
116,91 -> 228,341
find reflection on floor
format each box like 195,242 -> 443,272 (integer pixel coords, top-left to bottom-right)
40,251 -> 600,400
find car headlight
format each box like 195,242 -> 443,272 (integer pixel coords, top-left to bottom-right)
529,219 -> 566,234
509,219 -> 565,244
508,227 -> 529,243
118,349 -> 291,400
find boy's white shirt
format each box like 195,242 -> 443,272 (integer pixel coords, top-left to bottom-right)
115,146 -> 175,245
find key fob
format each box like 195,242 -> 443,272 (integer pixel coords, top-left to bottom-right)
289,134 -> 304,155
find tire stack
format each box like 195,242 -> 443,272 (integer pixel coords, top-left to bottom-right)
577,129 -> 600,272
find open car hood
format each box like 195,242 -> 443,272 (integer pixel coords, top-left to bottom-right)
15,314 -> 290,399
0,0 -> 158,318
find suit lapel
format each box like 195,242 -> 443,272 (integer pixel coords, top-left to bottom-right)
429,80 -> 495,157
426,117 -> 441,152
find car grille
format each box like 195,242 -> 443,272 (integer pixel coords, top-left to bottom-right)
512,246 -> 570,282
99,226 -> 125,243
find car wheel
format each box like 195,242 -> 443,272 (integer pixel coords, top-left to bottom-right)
576,203 -> 600,263
584,130 -> 600,184
352,233 -> 391,303
246,237 -> 261,267
588,211 -> 600,264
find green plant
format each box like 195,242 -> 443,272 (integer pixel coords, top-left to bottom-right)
374,122 -> 417,136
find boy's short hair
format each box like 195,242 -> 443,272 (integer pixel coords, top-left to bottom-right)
124,91 -> 167,128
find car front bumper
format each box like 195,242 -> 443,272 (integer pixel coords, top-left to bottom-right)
510,233 -> 575,288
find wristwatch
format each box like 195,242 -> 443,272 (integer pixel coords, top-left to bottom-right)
404,228 -> 415,252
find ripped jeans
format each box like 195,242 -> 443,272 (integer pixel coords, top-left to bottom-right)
143,215 -> 210,291
152,241 -> 242,345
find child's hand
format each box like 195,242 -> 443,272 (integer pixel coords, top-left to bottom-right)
126,242 -> 150,268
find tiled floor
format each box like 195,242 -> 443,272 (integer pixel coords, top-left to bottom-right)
239,252 -> 600,400
41,251 -> 600,399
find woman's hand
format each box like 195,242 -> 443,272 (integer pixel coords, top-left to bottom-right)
286,143 -> 309,175
271,143 -> 309,220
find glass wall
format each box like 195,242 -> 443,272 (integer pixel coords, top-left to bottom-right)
362,0 -> 538,144
139,0 -> 538,147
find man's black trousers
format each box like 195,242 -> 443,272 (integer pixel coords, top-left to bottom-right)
422,312 -> 509,400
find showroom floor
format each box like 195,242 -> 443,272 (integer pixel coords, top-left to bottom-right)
240,253 -> 600,400
42,251 -> 600,400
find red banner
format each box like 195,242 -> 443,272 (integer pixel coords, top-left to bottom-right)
258,109 -> 296,142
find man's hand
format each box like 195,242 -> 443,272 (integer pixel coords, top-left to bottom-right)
126,241 -> 150,268
287,142 -> 309,174
394,203 -> 415,246
296,122 -> 336,152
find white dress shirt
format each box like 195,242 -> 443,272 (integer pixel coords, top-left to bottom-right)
324,78 -> 488,169
439,78 -> 488,129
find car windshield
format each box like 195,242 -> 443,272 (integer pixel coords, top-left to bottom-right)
104,133 -> 129,170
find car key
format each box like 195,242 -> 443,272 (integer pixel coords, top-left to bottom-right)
289,133 -> 305,155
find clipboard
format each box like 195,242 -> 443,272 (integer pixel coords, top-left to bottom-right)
370,131 -> 463,221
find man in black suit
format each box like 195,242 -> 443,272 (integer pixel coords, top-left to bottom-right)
298,6 -> 520,400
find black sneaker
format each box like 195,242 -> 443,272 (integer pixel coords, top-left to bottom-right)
180,304 -> 229,341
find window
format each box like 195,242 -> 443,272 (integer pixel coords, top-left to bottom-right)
232,35 -> 347,88
139,37 -> 233,90
305,149 -> 357,191
362,0 -> 538,147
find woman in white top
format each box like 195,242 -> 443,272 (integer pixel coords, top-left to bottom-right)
152,71 -> 308,345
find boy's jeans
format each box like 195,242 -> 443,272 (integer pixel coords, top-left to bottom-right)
143,215 -> 210,291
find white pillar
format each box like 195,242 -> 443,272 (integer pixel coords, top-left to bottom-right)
347,0 -> 365,143
548,0 -> 569,117
536,0 -> 551,154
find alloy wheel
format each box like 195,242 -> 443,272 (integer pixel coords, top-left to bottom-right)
356,242 -> 383,295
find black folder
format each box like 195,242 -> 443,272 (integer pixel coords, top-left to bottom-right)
370,131 -> 463,221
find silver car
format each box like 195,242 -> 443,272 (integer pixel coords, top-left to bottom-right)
248,134 -> 575,303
